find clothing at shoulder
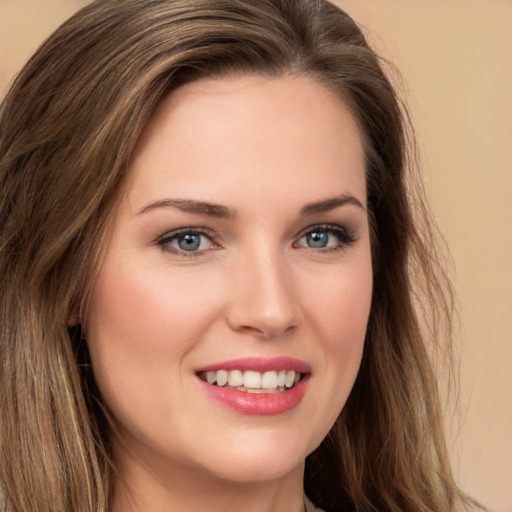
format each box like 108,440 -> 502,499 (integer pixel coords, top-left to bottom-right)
304,494 -> 356,512
304,495 -> 325,512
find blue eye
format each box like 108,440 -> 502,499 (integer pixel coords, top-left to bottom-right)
305,230 -> 330,248
157,229 -> 214,254
296,225 -> 355,251
176,233 -> 202,251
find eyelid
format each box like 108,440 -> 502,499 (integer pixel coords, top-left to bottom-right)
295,223 -> 353,238
293,223 -> 357,250
155,227 -> 220,256
156,226 -> 215,242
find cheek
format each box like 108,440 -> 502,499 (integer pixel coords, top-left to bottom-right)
84,256 -> 222,411
87,258 -> 218,355
309,254 -> 372,349
304,255 -> 372,426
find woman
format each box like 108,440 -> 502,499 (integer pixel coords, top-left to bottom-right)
0,1 -> 482,511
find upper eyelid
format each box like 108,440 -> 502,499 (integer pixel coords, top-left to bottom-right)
294,223 -> 358,247
157,226 -> 215,241
155,227 -> 218,252
155,228 -> 218,258
157,223 -> 346,237
295,223 -> 350,238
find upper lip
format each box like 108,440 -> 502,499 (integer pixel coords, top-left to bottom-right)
195,356 -> 311,374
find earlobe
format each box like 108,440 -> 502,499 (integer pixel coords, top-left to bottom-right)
68,313 -> 80,327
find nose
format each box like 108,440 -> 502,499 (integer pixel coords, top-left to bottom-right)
225,248 -> 300,340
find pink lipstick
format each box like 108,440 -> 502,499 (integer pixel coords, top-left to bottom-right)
195,357 -> 311,415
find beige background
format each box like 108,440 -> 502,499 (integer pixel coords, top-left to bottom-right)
1,1 -> 511,511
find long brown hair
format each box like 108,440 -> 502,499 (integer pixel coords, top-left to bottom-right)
0,1 -> 477,511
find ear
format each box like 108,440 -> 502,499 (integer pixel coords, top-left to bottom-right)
68,311 -> 80,327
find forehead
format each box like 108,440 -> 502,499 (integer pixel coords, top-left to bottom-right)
125,74 -> 366,212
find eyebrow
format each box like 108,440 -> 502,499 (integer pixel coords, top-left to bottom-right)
136,193 -> 364,218
137,198 -> 236,218
300,193 -> 365,215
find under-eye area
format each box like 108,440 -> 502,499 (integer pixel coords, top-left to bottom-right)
197,369 -> 309,393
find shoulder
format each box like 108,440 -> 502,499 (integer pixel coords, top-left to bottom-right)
304,495 -> 326,512
304,494 -> 356,512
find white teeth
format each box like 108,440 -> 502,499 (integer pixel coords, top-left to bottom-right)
285,370 -> 296,388
216,370 -> 229,387
200,369 -> 303,391
261,371 -> 278,389
227,369 -> 243,387
243,370 -> 262,389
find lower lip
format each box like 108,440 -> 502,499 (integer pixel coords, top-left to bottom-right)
198,376 -> 310,415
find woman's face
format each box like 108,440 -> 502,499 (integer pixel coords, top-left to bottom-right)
86,75 -> 372,484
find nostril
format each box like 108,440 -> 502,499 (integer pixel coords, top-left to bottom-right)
237,322 -> 295,340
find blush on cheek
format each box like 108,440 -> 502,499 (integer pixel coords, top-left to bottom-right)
86,261 -> 230,428
318,270 -> 372,345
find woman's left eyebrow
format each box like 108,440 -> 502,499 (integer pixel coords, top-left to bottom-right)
300,193 -> 365,215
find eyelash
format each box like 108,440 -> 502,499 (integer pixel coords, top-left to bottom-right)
155,224 -> 357,257
294,224 -> 357,253
156,227 -> 218,258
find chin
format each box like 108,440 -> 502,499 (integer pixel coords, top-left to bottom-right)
188,430 -> 318,484
205,453 -> 305,484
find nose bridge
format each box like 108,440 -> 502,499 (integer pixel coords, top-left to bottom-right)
227,241 -> 299,338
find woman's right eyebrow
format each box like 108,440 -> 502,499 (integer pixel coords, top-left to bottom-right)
136,198 -> 237,219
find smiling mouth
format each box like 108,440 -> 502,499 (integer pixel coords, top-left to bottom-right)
197,369 -> 304,394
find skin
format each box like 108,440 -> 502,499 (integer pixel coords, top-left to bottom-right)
85,74 -> 373,512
